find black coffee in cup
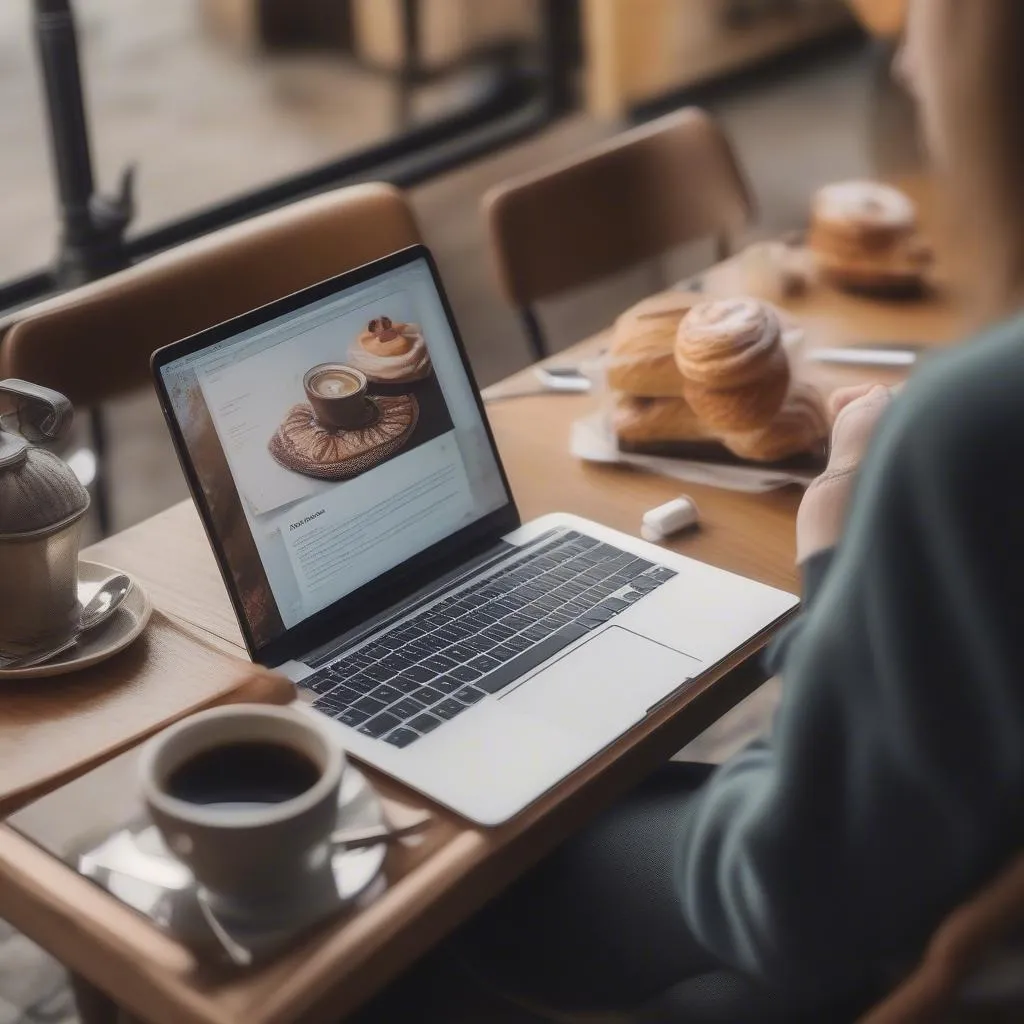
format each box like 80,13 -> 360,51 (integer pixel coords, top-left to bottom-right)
166,741 -> 321,811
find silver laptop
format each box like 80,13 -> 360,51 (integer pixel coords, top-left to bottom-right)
152,246 -> 797,825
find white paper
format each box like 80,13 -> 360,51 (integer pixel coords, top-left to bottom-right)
570,411 -> 815,494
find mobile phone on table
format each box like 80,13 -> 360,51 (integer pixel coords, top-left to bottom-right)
533,366 -> 592,393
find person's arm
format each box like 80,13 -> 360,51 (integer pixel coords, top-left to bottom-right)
762,547 -> 836,675
673,332 -> 1024,998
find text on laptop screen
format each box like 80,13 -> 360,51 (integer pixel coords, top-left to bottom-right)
159,258 -> 509,649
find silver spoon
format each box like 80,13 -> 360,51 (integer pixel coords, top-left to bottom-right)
0,573 -> 133,670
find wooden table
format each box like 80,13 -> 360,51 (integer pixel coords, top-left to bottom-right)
0,225 -> 961,1024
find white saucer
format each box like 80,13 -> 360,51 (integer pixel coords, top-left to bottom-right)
75,764 -> 388,964
0,560 -> 152,680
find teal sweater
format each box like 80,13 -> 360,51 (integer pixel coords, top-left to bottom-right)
675,315 -> 1024,997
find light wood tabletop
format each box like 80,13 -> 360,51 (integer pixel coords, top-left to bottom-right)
0,180 -> 963,1024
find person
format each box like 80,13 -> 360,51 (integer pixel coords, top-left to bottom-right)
455,3 -> 1024,1020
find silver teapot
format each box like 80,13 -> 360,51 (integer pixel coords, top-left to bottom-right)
0,380 -> 90,646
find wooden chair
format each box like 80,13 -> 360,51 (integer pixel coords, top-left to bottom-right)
846,0 -> 908,41
482,107 -> 754,361
859,852 -> 1024,1024
0,183 -> 422,535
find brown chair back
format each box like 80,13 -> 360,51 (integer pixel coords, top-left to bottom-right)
0,182 -> 421,408
483,107 -> 753,311
861,852 -> 1024,1023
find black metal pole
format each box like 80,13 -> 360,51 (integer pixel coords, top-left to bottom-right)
33,0 -> 133,286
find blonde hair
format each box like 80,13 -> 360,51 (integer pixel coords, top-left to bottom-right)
934,2 -> 1024,320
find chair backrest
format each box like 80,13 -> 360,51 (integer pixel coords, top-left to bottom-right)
861,851 -> 1024,1023
0,183 -> 422,408
846,0 -> 908,40
482,106 -> 754,310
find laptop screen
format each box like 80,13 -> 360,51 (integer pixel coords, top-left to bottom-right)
156,254 -> 510,654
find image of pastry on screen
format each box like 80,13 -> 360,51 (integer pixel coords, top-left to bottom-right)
268,351 -> 453,484
345,315 -> 432,384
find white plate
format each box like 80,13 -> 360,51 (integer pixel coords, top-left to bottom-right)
75,764 -> 388,963
0,560 -> 152,680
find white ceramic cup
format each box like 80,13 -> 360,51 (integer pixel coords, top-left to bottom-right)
139,705 -> 345,914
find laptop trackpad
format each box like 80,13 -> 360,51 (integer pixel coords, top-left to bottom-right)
501,627 -> 699,745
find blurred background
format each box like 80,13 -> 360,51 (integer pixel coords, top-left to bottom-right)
0,0 -> 917,538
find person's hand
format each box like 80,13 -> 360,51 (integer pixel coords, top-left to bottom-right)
796,383 -> 896,563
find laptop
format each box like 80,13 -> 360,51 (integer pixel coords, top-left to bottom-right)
152,245 -> 797,825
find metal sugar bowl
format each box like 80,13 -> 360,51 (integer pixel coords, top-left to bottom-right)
0,380 -> 90,646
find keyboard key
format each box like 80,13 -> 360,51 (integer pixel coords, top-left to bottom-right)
477,623 -> 590,695
411,685 -> 446,706
489,643 -> 521,662
481,623 -> 516,642
337,706 -> 372,728
433,698 -> 469,721
621,588 -> 645,603
409,713 -> 442,735
423,654 -> 458,673
391,676 -> 424,694
390,696 -> 426,720
361,641 -> 392,661
431,676 -> 465,695
384,728 -> 419,749
460,635 -> 495,655
465,610 -> 499,628
503,613 -> 533,632
328,685 -> 363,706
306,671 -> 338,695
599,597 -> 630,613
359,712 -> 402,738
447,642 -> 480,663
502,635 -> 534,654
405,638 -> 442,660
449,664 -> 482,683
522,622 -> 555,642
352,695 -> 387,716
390,623 -> 427,643
531,596 -> 562,613
648,566 -> 678,582
362,663 -> 394,683
380,653 -> 414,673
431,625 -> 465,644
312,694 -> 347,713
578,608 -> 616,628
455,685 -> 487,704
403,664 -> 438,683
468,654 -> 502,673
368,683 -> 403,706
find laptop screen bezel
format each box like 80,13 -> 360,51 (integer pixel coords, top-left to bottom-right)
151,245 -> 521,667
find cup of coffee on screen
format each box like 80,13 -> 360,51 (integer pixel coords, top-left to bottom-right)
304,363 -> 371,431
140,705 -> 345,914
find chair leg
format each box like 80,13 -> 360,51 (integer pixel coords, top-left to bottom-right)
90,406 -> 113,536
520,307 -> 549,363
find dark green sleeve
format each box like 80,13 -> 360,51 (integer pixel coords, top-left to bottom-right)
673,322 -> 1024,997
761,548 -> 836,676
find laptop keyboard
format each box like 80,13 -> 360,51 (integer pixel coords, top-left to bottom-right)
301,531 -> 677,749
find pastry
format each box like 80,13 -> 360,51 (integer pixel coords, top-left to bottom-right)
269,395 -> 419,480
612,395 -> 711,446
809,181 -> 930,292
607,293 -> 702,397
346,316 -> 432,383
674,298 -> 790,432
721,382 -> 830,463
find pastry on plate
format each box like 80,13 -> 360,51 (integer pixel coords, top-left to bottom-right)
809,180 -> 931,293
607,293 -> 703,398
721,381 -> 830,463
346,316 -> 432,383
674,297 -> 790,432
